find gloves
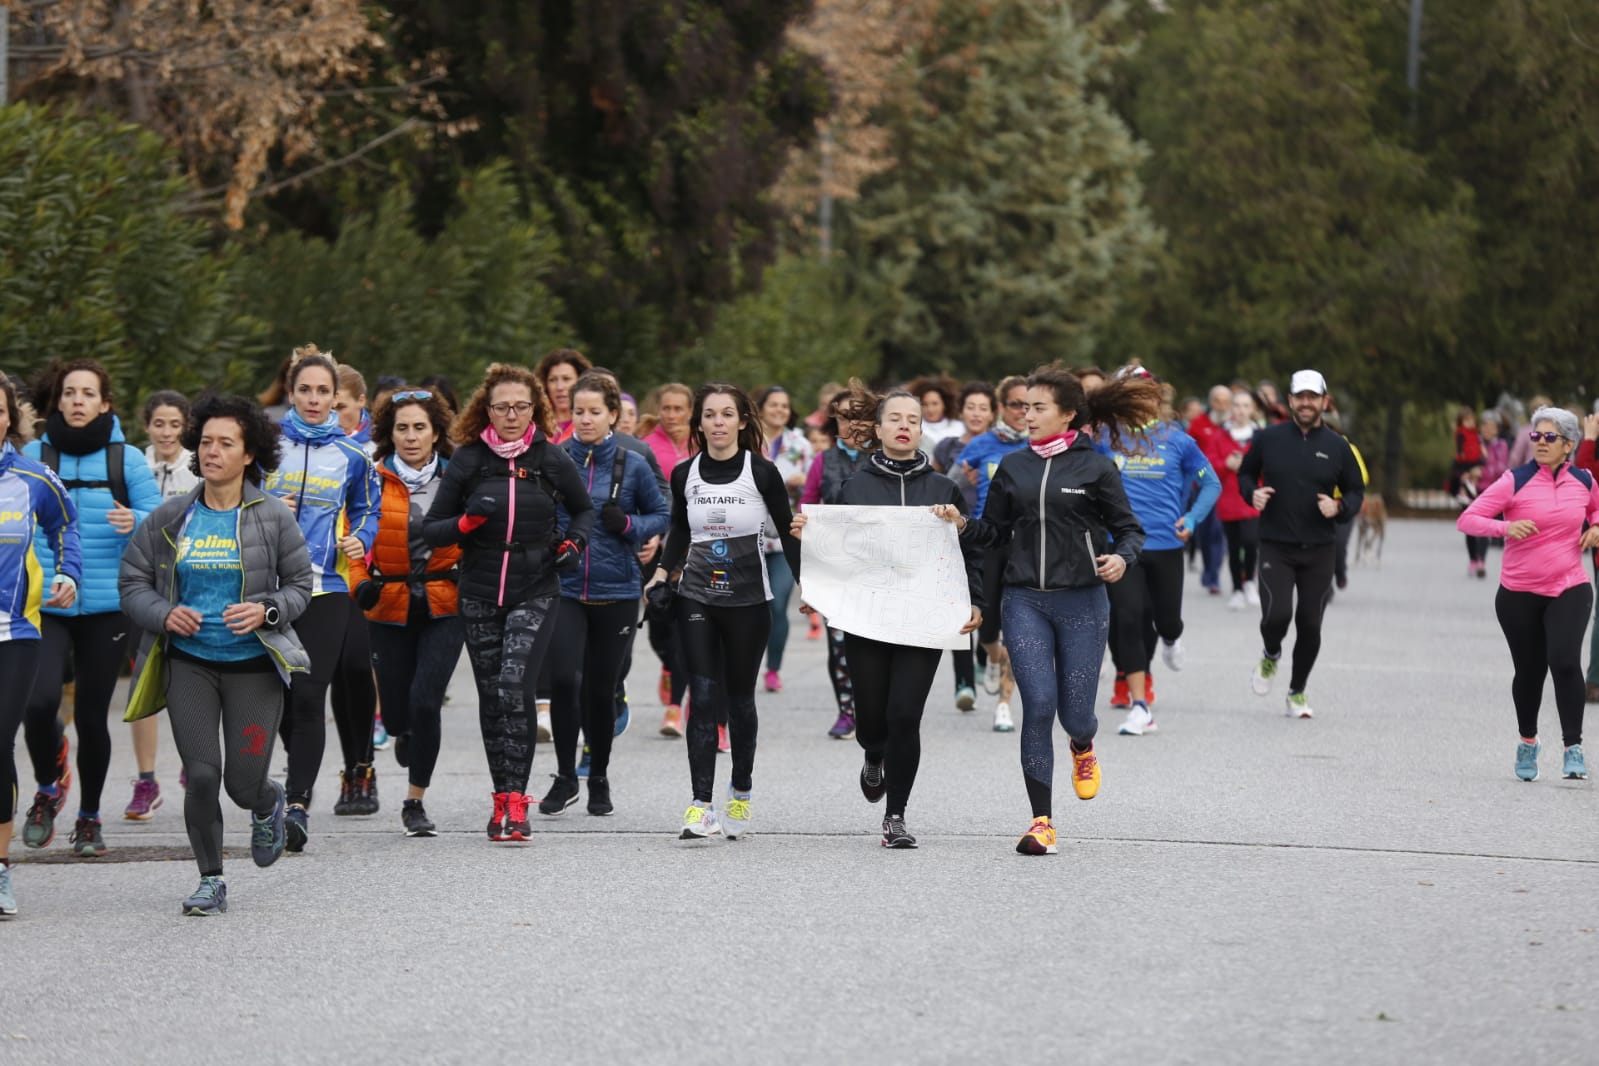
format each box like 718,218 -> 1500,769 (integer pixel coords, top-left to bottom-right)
354,581 -> 381,611
459,494 -> 498,534
554,539 -> 583,572
599,502 -> 631,536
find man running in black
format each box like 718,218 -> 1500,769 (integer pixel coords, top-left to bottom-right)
1236,370 -> 1364,718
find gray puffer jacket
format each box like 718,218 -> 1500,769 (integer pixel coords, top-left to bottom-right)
120,481 -> 313,686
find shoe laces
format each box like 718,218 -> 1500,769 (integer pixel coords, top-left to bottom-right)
1028,817 -> 1052,838
1260,657 -> 1278,677
193,877 -> 223,901
863,761 -> 884,787
491,792 -> 509,822
884,814 -> 907,836
506,792 -> 529,823
1074,750 -> 1098,781
726,796 -> 751,821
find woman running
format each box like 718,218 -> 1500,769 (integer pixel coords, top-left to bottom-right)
536,348 -> 592,446
265,345 -> 381,851
424,363 -> 594,842
347,387 -> 464,837
794,390 -> 984,848
1459,407 -> 1599,782
933,381 -> 996,712
1206,390 -> 1262,610
655,384 -> 802,840
0,375 -> 81,917
20,360 -> 162,857
331,362 -> 385,757
120,394 -> 311,915
542,373 -> 670,816
972,365 -> 1155,855
753,385 -> 813,694
640,382 -> 696,734
908,373 -> 963,456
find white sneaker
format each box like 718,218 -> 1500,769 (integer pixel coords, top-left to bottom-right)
983,661 -> 1002,695
1244,581 -> 1260,607
992,702 -> 1015,733
723,789 -> 753,839
679,802 -> 722,839
1161,638 -> 1185,672
1118,702 -> 1155,736
1227,590 -> 1246,611
536,706 -> 553,743
1250,655 -> 1278,696
1285,692 -> 1314,718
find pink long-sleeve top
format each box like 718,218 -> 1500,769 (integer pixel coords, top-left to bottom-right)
1458,462 -> 1599,596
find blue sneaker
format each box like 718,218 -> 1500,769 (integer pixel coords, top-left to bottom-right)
1515,740 -> 1540,781
251,781 -> 286,867
182,875 -> 227,916
613,691 -> 631,737
372,716 -> 392,752
285,803 -> 309,853
1563,744 -> 1587,780
577,746 -> 592,779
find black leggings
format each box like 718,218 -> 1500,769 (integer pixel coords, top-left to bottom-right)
24,611 -> 132,816
280,594 -> 366,805
1257,542 -> 1336,693
368,602 -> 465,790
949,639 -> 976,692
460,594 -> 559,795
549,598 -> 636,780
1465,534 -> 1490,564
1495,584 -> 1590,746
1223,518 -> 1260,591
845,634 -> 942,816
330,607 -> 375,768
826,627 -> 855,717
1,640 -> 43,823
648,613 -> 688,706
680,598 -> 769,804
1107,547 -> 1185,675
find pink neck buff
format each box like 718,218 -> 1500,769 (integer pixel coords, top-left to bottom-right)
1030,430 -> 1077,458
481,424 -> 536,459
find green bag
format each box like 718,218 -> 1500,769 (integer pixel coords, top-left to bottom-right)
124,639 -> 168,723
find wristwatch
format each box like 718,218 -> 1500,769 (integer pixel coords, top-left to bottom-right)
261,599 -> 281,628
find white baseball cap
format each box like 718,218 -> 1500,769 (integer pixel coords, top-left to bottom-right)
1289,370 -> 1327,396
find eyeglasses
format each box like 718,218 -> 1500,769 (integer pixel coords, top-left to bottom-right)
1528,431 -> 1564,444
391,389 -> 432,402
488,402 -> 535,416
1005,401 -> 1028,411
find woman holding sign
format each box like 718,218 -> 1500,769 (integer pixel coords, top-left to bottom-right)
794,391 -> 985,849
972,365 -> 1156,856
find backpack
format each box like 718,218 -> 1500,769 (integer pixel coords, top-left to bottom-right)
40,441 -> 130,508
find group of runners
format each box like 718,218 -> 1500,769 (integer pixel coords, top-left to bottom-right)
0,351 -> 1577,920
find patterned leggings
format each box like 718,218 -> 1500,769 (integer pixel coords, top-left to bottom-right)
459,594 -> 558,795
826,626 -> 855,718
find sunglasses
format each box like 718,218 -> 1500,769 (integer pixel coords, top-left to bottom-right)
391,389 -> 433,402
1527,431 -> 1565,444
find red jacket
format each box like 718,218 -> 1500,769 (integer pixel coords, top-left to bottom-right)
347,465 -> 461,623
1205,424 -> 1259,523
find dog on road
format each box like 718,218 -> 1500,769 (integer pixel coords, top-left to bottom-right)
1355,492 -> 1387,566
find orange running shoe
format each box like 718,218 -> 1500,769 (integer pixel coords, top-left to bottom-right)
717,724 -> 731,753
1072,745 -> 1102,800
660,706 -> 683,737
657,669 -> 672,706
1016,816 -> 1058,855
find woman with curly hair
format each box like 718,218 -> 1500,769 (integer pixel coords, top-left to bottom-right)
536,348 -> 592,446
424,363 -> 594,843
907,372 -> 962,455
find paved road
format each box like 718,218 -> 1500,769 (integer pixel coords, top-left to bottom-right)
6,519 -> 1596,1065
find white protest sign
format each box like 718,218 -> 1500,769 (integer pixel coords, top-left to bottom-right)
800,504 -> 971,650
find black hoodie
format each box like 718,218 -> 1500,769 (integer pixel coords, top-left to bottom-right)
838,451 -> 986,610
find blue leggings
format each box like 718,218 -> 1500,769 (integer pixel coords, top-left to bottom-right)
764,552 -> 795,673
1002,584 -> 1109,818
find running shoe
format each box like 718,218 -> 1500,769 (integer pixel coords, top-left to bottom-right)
955,685 -> 977,712
539,773 -> 581,816
717,723 -> 731,753
0,864 -> 15,919
1147,671 -> 1156,704
1563,745 -> 1587,780
724,789 -> 752,839
680,801 -> 722,839
577,746 -> 592,778
1250,654 -> 1278,696
1016,816 -> 1058,856
354,763 -> 379,815
983,660 -> 1002,695
807,614 -> 823,640
881,814 -> 917,849
1110,673 -> 1130,709
372,713 -> 392,752
658,669 -> 673,706
69,817 -> 106,857
1285,692 -> 1314,719
1161,638 -> 1186,672
1476,561 -> 1488,580
536,706 -> 553,744
587,776 -> 613,816
394,732 -> 411,768
333,769 -> 360,816
660,706 -> 683,738
22,791 -> 63,849
1227,590 -> 1246,611
181,876 -> 227,917
1515,740 -> 1540,782
993,702 -> 1015,733
828,712 -> 856,740
1118,702 -> 1155,736
860,758 -> 886,803
1245,581 -> 1260,606
765,670 -> 782,693
503,792 -> 533,841
285,803 -> 310,852
613,694 -> 631,737
250,781 -> 287,867
1071,745 -> 1101,800
124,778 -> 162,821
401,799 -> 437,837
487,792 -> 509,841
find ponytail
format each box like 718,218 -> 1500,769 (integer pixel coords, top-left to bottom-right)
1027,363 -> 1161,455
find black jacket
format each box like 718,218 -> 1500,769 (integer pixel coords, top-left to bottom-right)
1235,421 -> 1364,547
839,452 -> 987,610
971,434 -> 1145,591
424,434 -> 595,605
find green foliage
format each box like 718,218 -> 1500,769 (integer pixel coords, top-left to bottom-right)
235,163 -> 574,386
0,103 -> 262,416
847,0 -> 1161,382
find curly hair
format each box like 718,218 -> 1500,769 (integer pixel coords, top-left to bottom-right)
690,383 -> 764,455
1,374 -> 26,448
570,371 -> 621,417
371,387 -> 457,463
1027,363 -> 1162,455
184,393 -> 283,486
451,363 -> 552,445
906,373 -> 959,422
822,379 -> 881,449
31,359 -> 116,418
536,348 -> 592,391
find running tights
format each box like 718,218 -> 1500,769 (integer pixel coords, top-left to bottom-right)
549,598 -> 636,780
330,606 -> 375,769
826,626 -> 855,718
460,594 -> 559,795
280,594 -> 370,806
0,641 -> 42,823
1223,518 -> 1260,592
24,611 -> 131,816
1002,585 -> 1108,820
845,634 -> 942,816
368,601 -> 465,790
680,599 -> 769,804
1465,534 -> 1489,565
1495,584 -> 1590,747
1107,547 -> 1185,675
1257,542 -> 1336,693
648,613 -> 688,707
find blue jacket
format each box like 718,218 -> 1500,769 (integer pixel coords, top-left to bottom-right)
264,421 -> 381,595
558,434 -> 671,602
956,431 -> 1031,517
0,443 -> 83,640
1095,422 -> 1220,552
25,417 -> 160,616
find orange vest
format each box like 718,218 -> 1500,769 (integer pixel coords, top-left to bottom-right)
347,464 -> 461,623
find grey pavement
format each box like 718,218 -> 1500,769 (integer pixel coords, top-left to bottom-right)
5,518 -> 1597,1065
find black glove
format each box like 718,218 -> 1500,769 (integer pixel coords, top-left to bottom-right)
354,581 -> 381,611
554,539 -> 583,572
466,495 -> 498,518
599,502 -> 630,536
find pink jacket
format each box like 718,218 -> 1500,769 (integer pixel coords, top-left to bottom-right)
642,426 -> 694,478
1459,462 -> 1599,596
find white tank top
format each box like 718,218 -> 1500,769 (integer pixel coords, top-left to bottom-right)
680,452 -> 772,607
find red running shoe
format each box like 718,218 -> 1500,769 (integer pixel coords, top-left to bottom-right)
487,791 -> 510,841
1110,673 -> 1130,710
717,724 -> 731,754
503,792 -> 532,841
